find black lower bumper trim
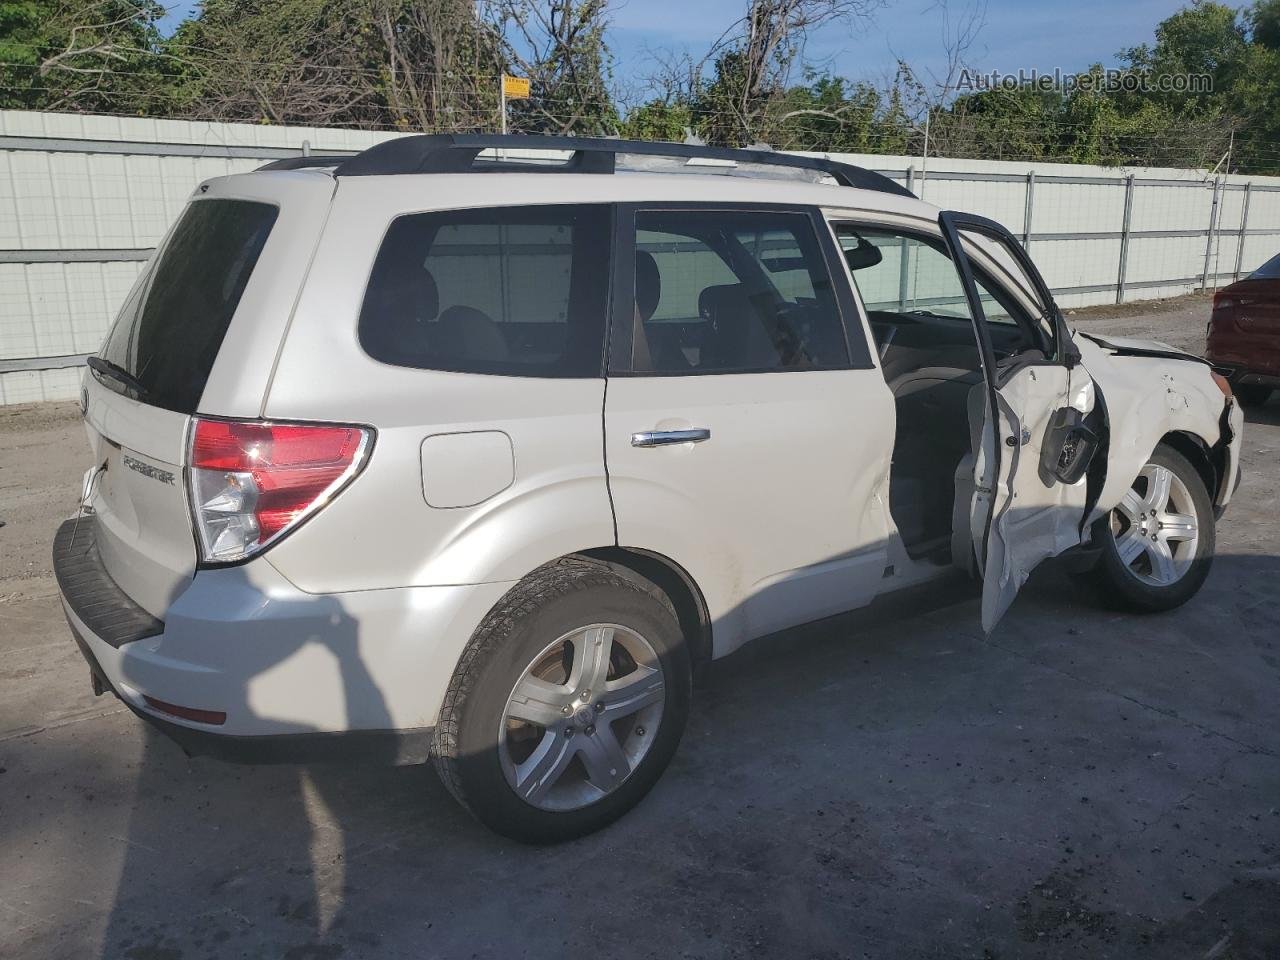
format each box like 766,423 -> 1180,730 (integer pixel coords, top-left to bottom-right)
65,614 -> 433,766
1216,366 -> 1280,389
53,517 -> 163,648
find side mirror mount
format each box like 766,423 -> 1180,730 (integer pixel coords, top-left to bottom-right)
1055,311 -> 1080,368
1040,407 -> 1100,485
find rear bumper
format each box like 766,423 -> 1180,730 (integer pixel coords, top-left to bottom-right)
62,611 -> 431,764
53,517 -> 512,762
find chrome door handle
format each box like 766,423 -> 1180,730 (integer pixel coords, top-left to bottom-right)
631,428 -> 711,448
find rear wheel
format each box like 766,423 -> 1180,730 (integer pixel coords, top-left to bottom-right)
433,558 -> 690,843
1234,384 -> 1272,408
1088,445 -> 1214,612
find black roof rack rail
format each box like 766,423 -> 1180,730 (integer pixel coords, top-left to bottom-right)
329,134 -> 914,198
257,154 -> 356,172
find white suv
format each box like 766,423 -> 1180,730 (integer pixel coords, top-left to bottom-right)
54,135 -> 1243,842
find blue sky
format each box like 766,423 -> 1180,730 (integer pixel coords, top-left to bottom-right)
159,0 -> 1188,95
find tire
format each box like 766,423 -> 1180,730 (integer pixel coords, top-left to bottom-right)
1088,444 -> 1215,613
1234,384 -> 1272,408
433,557 -> 691,843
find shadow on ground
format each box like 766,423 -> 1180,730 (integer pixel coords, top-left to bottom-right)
35,546 -> 1274,960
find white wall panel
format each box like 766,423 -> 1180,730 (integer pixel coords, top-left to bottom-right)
4,111 -> 1280,404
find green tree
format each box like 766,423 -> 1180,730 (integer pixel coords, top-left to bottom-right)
170,0 -> 501,129
620,99 -> 692,141
0,0 -> 176,113
487,0 -> 620,135
771,71 -> 911,154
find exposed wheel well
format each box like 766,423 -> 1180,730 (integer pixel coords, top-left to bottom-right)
577,547 -> 713,682
1158,431 -> 1220,501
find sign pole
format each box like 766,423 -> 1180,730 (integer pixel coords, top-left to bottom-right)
498,75 -> 528,140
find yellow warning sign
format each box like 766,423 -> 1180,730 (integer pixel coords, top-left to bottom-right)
502,75 -> 531,99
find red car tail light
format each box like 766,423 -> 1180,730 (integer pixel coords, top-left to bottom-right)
188,418 -> 372,564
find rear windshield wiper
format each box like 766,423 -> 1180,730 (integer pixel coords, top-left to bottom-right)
86,356 -> 149,399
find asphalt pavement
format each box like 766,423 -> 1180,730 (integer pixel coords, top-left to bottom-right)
2,291 -> 1278,960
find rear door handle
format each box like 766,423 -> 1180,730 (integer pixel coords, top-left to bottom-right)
631,428 -> 711,448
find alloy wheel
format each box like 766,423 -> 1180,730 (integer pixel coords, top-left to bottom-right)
1109,462 -> 1200,587
499,624 -> 666,812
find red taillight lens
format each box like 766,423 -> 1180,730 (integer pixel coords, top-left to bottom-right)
1211,293 -> 1237,320
188,418 -> 371,564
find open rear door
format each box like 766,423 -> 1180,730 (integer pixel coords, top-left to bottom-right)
939,212 -> 1102,632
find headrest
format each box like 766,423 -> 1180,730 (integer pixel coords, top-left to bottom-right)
370,243 -> 439,323
435,304 -> 508,362
418,265 -> 439,322
698,283 -> 751,320
635,251 -> 661,321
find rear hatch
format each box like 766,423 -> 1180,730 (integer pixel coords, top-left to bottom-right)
82,190 -> 294,618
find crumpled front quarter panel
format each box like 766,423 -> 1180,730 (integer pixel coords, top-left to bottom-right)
1075,336 -> 1237,523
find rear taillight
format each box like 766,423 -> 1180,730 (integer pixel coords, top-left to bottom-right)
1209,294 -> 1234,337
188,418 -> 372,564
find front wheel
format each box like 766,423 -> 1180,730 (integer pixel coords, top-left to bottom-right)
1088,445 -> 1215,612
433,558 -> 691,843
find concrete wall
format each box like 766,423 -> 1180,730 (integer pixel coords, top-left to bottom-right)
3,109 -> 1279,404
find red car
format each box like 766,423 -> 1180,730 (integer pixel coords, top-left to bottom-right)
1207,251 -> 1280,407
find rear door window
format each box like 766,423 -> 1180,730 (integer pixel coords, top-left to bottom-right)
98,199 -> 278,413
358,205 -> 611,377
624,209 -> 850,374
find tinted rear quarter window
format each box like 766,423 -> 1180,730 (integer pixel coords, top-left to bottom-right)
359,205 -> 611,377
99,199 -> 278,413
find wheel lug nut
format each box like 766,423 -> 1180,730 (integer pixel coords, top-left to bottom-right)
584,724 -> 595,736
565,727 -> 575,737
594,702 -> 604,712
636,726 -> 646,736
562,705 -> 572,716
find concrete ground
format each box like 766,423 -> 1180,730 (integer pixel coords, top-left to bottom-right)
2,293 -> 1278,960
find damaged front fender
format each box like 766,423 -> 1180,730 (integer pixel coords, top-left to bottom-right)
1074,333 -> 1243,530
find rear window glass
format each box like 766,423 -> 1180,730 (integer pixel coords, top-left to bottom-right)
1251,252 -> 1280,279
358,205 -> 611,377
98,199 -> 278,413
